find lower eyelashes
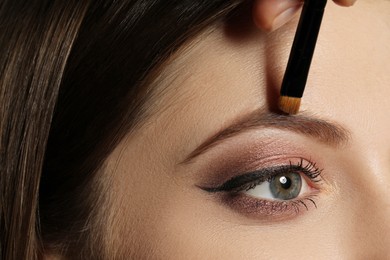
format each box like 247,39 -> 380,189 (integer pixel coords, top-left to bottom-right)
199,158 -> 322,220
219,192 -> 319,220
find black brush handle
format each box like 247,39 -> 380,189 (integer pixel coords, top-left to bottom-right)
280,0 -> 327,98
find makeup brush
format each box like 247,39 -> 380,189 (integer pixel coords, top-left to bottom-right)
279,0 -> 328,115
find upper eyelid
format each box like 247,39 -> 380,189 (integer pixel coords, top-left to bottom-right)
179,109 -> 351,165
200,160 -> 323,193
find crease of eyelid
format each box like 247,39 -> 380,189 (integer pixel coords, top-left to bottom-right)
179,108 -> 351,165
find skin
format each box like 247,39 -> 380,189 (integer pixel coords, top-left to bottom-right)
253,0 -> 357,32
98,0 -> 390,259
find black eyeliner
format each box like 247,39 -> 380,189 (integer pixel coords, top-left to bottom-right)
201,166 -> 282,193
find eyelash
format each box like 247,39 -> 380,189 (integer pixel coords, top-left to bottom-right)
200,158 -> 323,216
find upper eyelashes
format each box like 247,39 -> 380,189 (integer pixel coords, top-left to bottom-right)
201,158 -> 323,195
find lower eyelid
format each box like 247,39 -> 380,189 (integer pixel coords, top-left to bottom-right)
218,192 -> 319,222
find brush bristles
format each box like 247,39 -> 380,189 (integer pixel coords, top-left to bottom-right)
278,96 -> 301,115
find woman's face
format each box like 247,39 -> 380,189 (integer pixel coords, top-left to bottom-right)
105,1 -> 390,258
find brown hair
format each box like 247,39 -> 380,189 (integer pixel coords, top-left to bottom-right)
0,0 -> 245,258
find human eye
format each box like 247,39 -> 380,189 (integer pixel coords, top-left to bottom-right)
200,158 -> 323,219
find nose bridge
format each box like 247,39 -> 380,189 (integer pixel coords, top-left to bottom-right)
351,189 -> 390,258
347,149 -> 390,257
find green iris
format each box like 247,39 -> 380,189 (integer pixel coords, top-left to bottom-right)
270,172 -> 302,200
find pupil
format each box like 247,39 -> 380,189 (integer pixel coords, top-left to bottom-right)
279,176 -> 291,189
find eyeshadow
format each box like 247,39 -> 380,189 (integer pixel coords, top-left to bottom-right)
225,193 -> 294,215
196,136 -> 315,187
186,130 -> 332,223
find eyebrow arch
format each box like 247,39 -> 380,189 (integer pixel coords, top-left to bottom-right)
180,109 -> 351,164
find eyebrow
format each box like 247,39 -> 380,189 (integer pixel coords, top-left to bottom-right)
181,109 -> 351,164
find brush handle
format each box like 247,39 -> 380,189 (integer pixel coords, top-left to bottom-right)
280,0 -> 327,98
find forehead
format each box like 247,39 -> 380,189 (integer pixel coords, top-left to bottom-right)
136,2 -> 390,163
